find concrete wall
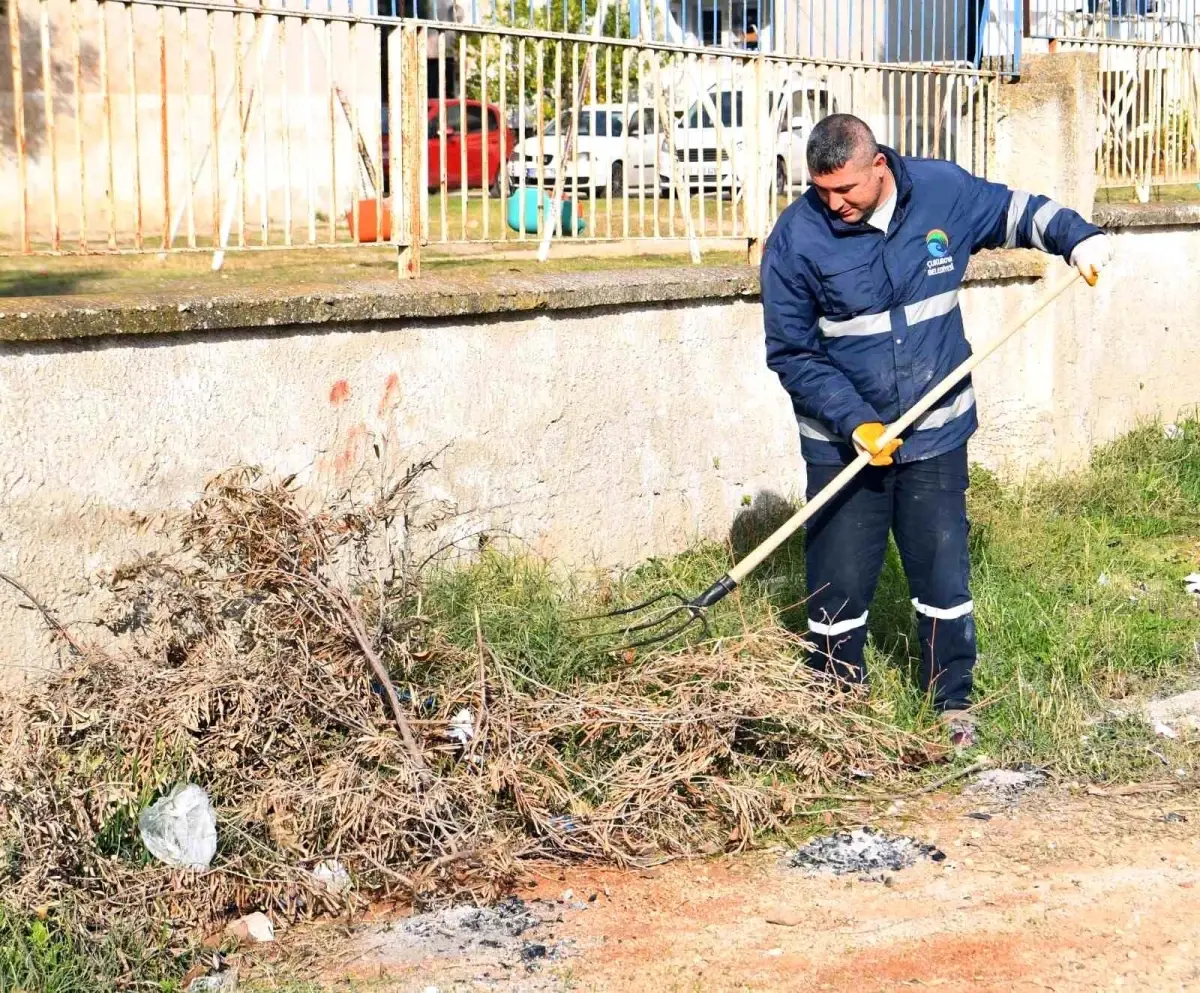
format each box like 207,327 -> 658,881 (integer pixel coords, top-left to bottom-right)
991,54 -> 1100,222
1,224 -> 1199,686
965,225 -> 1200,467
0,273 -> 789,685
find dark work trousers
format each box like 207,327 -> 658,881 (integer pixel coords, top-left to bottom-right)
803,445 -> 975,712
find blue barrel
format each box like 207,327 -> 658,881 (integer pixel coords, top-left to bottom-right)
506,189 -> 585,236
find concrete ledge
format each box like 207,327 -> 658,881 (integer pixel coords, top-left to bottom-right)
2,266 -> 754,344
1094,203 -> 1200,230
963,248 -> 1048,281
0,249 -> 1045,345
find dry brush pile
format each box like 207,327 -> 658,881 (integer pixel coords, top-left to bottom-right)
0,465 -> 941,933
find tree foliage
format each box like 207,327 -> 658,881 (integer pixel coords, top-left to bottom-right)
463,0 -> 647,123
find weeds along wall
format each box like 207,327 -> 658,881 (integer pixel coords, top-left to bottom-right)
1,217 -> 1199,687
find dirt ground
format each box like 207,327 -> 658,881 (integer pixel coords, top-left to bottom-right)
275,778 -> 1200,993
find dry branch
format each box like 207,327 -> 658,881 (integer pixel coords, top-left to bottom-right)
0,570 -> 87,656
332,584 -> 429,778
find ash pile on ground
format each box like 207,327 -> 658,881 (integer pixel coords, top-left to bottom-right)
965,768 -> 1046,799
789,827 -> 945,876
353,896 -> 576,975
401,897 -> 541,945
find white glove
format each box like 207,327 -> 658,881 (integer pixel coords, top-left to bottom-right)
1069,234 -> 1115,286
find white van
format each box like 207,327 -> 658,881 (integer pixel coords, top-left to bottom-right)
506,104 -> 663,197
661,69 -> 841,196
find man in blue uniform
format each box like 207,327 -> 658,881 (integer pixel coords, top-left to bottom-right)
761,114 -> 1114,748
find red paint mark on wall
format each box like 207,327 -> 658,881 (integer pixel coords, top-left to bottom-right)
377,373 -> 401,418
334,423 -> 367,478
329,379 -> 351,405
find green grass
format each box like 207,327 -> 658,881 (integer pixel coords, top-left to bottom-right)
422,418 -> 1200,778
421,190 -> 795,243
1095,182 -> 1200,205
419,497 -> 809,691
961,419 -> 1200,775
0,244 -> 751,302
0,189 -> 793,260
0,903 -> 189,993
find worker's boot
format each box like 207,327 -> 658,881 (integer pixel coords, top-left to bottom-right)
942,709 -> 977,752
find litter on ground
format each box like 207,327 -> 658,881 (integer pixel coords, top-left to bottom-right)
137,784 -> 218,870
311,860 -> 351,895
186,971 -> 238,993
225,911 -> 275,944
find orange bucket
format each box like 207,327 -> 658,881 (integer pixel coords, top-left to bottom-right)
347,198 -> 393,243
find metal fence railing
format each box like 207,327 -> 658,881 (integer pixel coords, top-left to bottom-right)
1028,0 -> 1200,43
1,0 -> 998,264
1058,39 -> 1200,193
1028,0 -> 1200,194
377,0 -> 1022,69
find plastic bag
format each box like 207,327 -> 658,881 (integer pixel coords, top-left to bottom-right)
447,708 -> 475,746
312,859 -> 351,894
186,971 -> 238,993
138,783 -> 218,869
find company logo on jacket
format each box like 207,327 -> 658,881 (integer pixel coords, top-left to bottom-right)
925,228 -> 954,276
925,228 -> 950,257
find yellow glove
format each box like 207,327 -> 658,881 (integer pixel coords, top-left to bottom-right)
852,422 -> 903,467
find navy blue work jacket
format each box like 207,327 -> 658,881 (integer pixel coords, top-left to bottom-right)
762,147 -> 1102,465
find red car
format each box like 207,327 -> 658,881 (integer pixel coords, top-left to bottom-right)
381,99 -> 515,194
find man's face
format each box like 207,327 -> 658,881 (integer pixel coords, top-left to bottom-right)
811,150 -> 889,224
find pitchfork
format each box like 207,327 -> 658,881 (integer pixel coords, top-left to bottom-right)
576,270 -> 1083,650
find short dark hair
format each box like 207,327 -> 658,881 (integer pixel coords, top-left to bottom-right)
806,114 -> 879,176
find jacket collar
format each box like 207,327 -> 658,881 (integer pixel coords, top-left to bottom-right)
816,145 -> 911,236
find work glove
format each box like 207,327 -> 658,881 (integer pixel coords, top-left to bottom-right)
1069,234 -> 1115,286
852,422 -> 903,467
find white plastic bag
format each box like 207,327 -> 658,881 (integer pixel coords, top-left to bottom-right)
138,783 -> 218,869
312,859 -> 351,894
447,708 -> 475,746
187,971 -> 238,993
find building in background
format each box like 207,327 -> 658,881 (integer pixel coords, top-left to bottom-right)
376,0 -> 464,98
